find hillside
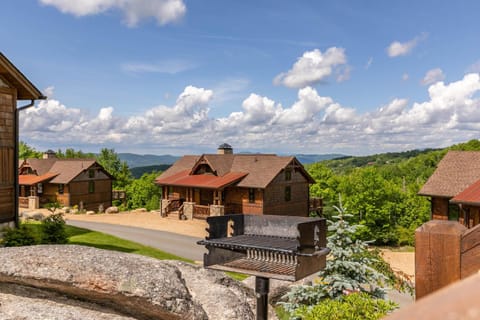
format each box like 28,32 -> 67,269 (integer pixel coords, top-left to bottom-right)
130,165 -> 171,179
306,139 -> 480,246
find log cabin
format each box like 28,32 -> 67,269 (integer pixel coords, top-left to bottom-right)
418,150 -> 480,228
155,144 -> 315,219
0,52 -> 45,228
19,151 -> 113,211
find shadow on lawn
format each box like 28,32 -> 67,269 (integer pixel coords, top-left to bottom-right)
67,241 -> 137,253
65,226 -> 137,254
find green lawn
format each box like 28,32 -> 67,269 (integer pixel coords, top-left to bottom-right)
22,223 -> 192,262
65,225 -> 193,262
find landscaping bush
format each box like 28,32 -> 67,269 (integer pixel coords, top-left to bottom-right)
1,225 -> 37,247
293,292 -> 397,320
41,213 -> 68,244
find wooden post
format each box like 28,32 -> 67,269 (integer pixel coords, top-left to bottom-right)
415,220 -> 467,299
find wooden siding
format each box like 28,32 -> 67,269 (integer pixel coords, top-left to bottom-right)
68,179 -> 112,211
263,167 -> 309,217
0,88 -> 15,223
431,197 -> 449,220
224,187 -> 263,215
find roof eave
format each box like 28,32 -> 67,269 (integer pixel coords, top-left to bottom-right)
0,52 -> 46,100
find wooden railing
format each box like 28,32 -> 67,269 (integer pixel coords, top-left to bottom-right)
165,199 -> 181,214
460,223 -> 480,278
415,220 -> 480,299
18,197 -> 29,208
193,205 -> 210,219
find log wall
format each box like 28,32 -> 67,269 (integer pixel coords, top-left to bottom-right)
0,88 -> 15,224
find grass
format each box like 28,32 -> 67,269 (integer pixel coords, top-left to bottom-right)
22,222 -> 192,263
65,225 -> 193,262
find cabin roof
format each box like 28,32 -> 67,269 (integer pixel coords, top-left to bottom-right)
20,158 -> 111,184
450,179 -> 480,206
419,151 -> 480,198
18,172 -> 59,186
156,153 -> 314,189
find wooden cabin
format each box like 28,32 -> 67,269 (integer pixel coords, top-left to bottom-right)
0,53 -> 45,228
419,151 -> 480,228
19,152 -> 114,211
155,144 -> 315,219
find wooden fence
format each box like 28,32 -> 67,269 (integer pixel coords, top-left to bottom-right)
415,220 -> 480,299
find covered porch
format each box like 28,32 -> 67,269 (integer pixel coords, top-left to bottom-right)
160,186 -> 229,219
18,173 -> 57,209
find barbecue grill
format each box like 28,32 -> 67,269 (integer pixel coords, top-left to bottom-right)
197,214 -> 329,319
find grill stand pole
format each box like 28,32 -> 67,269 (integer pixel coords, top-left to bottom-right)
255,276 -> 270,320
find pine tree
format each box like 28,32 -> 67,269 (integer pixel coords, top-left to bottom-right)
281,197 -> 387,313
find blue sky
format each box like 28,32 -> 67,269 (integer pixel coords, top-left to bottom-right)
3,1 -> 480,155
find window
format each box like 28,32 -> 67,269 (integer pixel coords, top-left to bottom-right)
448,204 -> 459,221
88,181 -> 95,193
88,169 -> 95,178
285,186 -> 291,202
248,188 -> 255,203
58,184 -> 64,194
285,168 -> 292,181
37,183 -> 43,194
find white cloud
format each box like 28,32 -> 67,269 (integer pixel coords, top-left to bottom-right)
421,68 -> 445,85
274,48 -> 348,88
20,74 -> 480,155
43,86 -> 55,98
39,0 -> 186,26
387,33 -> 427,57
402,73 -> 409,81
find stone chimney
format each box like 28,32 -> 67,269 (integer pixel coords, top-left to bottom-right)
43,149 -> 57,159
217,143 -> 233,155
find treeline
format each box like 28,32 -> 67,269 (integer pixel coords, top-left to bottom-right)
19,142 -> 162,211
308,139 -> 480,246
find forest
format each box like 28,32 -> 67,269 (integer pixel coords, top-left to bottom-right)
307,139 -> 480,245
20,139 -> 480,246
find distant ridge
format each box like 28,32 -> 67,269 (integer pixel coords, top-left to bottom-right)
118,153 -> 179,168
294,154 -> 346,164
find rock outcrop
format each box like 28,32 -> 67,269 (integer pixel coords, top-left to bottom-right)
0,245 -> 254,320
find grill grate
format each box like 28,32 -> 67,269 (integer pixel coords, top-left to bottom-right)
200,234 -> 299,253
198,214 -> 330,319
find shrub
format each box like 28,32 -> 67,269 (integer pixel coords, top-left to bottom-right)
41,213 -> 68,244
1,225 -> 37,247
293,292 -> 397,320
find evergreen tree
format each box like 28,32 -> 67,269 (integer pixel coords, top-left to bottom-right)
281,198 -> 387,313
